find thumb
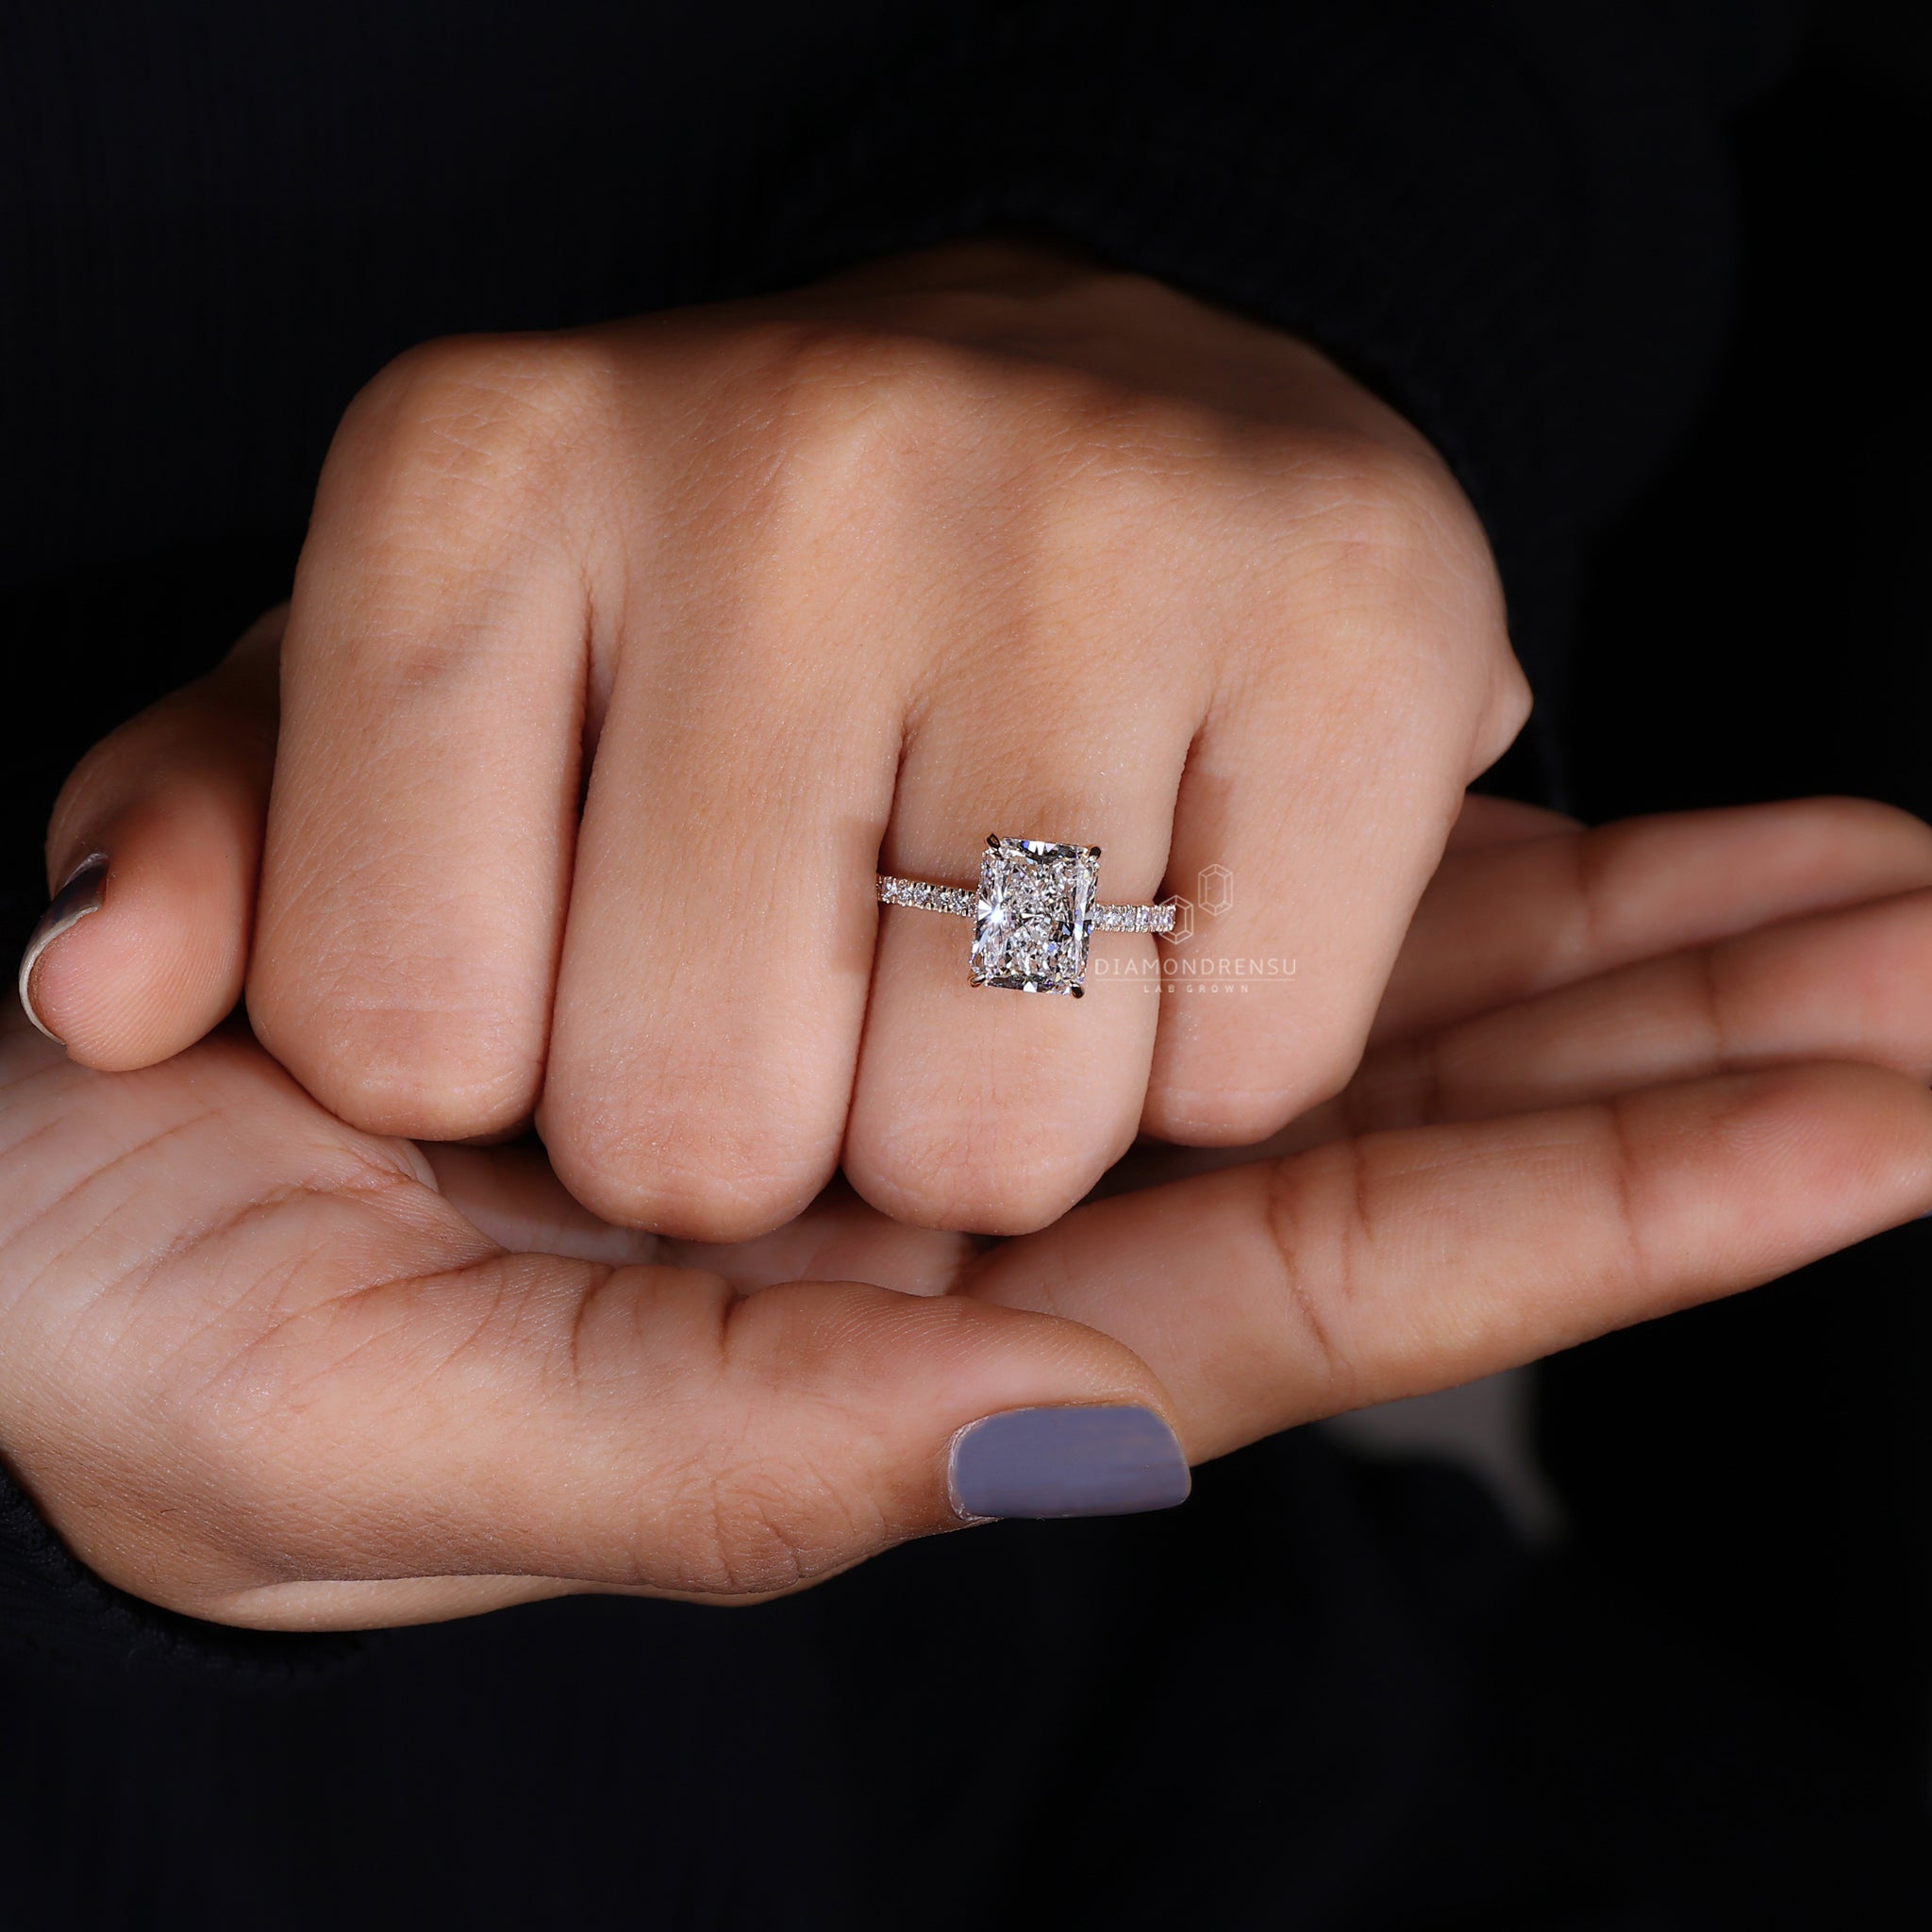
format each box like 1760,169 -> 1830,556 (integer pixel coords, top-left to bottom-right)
18,605 -> 282,1068
205,1267 -> 1191,1629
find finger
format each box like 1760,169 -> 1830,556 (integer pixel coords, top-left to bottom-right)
1375,797 -> 1932,1045
537,364 -> 912,1238
1337,885 -> 1932,1133
20,607 -> 281,1069
965,1064 -> 1932,1462
1099,830 -> 1932,1197
0,1021 -> 1182,1631
850,708 -> 1192,1234
248,335 -> 598,1140
1147,442 -> 1529,1144
841,380 -> 1215,1233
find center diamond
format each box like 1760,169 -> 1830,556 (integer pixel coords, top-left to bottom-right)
971,838 -> 1101,995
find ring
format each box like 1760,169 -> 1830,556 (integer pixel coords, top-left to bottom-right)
876,835 -> 1175,997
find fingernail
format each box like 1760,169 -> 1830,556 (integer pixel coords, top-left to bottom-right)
16,857 -> 108,1043
949,1405 -> 1191,1521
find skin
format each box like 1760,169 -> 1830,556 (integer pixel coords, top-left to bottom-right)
28,237 -> 1529,1241
9,788 -> 1932,1629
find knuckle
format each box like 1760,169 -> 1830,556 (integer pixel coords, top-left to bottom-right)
1146,1082 -> 1296,1148
848,1128 -> 1093,1238
1303,1030 -> 1371,1110
714,318 -> 1144,515
325,1049 -> 537,1142
543,1092 -> 829,1242
361,329 -> 611,441
1473,646 -> 1536,770
1037,391 -> 1231,553
1258,431 -> 1518,731
1291,434 -> 1446,560
1492,645 -> 1535,724
724,319 -> 991,475
1283,435 -> 1503,625
253,975 -> 541,1141
333,330 -> 613,521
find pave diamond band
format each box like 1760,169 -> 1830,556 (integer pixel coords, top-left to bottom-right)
876,835 -> 1176,997
1085,901 -> 1176,934
875,876 -> 977,920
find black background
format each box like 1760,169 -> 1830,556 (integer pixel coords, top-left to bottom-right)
1552,3 -> 1932,1817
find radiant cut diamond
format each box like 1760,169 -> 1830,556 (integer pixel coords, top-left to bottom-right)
971,838 -> 1100,995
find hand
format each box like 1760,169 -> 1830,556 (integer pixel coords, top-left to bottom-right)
22,238 -> 1527,1240
8,795 -> 1929,1628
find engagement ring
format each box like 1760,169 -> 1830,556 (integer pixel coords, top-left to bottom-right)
876,836 -> 1175,997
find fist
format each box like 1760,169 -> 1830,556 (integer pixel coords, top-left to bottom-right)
73,241 -> 1531,1238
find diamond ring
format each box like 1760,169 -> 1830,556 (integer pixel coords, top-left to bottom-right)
876,836 -> 1176,997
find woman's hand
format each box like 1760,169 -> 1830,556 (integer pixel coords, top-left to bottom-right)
23,238 -> 1526,1241
7,795 -> 1930,1629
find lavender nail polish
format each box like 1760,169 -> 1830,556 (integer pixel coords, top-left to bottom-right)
16,857 -> 108,1043
950,1406 -> 1191,1521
